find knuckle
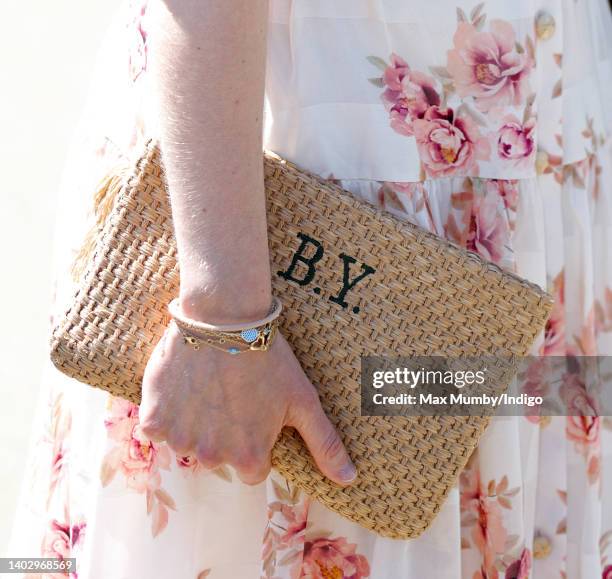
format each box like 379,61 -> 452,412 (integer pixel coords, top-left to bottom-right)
232,454 -> 259,473
166,432 -> 194,456
321,429 -> 345,462
194,444 -> 223,469
139,401 -> 164,426
232,448 -> 269,475
239,468 -> 270,486
139,419 -> 167,441
291,388 -> 321,420
233,454 -> 271,485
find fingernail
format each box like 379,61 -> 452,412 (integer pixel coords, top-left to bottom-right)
339,462 -> 357,483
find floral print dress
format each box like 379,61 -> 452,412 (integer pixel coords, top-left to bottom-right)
8,0 -> 612,578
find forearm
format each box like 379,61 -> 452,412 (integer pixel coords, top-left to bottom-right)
148,0 -> 271,323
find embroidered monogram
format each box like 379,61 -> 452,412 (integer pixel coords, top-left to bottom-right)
277,232 -> 376,314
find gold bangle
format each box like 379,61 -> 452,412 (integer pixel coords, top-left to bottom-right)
167,297 -> 282,355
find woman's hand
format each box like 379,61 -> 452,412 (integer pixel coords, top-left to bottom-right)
139,321 -> 357,486
141,2 -> 355,487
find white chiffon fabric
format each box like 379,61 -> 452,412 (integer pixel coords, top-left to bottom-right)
9,1 -> 612,578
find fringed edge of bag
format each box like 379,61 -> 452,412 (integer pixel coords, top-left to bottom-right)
71,165 -> 129,282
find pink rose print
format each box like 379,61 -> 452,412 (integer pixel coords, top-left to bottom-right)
603,564 -> 612,579
48,444 -> 68,508
542,271 -> 566,356
101,396 -> 175,537
444,182 -> 514,268
566,415 -> 600,455
275,501 -> 308,550
369,9 -> 536,179
41,516 -> 86,578
41,390 -> 72,509
102,417 -> 171,493
563,371 -> 602,482
472,499 -> 508,572
262,501 -> 308,574
560,371 -> 600,418
504,548 -> 532,579
447,20 -> 534,112
262,478 -> 309,579
497,116 -> 535,168
465,192 -> 509,265
413,106 -> 491,177
491,179 -> 519,214
460,468 -> 522,576
588,454 -> 601,485
482,179 -> 519,236
301,537 -> 370,579
381,53 -> 440,136
518,357 -> 552,422
42,521 -> 71,560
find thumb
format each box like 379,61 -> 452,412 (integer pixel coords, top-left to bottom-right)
287,394 -> 357,486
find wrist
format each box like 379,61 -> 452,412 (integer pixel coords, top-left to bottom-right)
178,280 -> 274,325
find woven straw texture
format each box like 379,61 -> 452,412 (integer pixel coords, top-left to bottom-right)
50,140 -> 553,539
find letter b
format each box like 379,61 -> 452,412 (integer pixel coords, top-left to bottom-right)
277,232 -> 324,286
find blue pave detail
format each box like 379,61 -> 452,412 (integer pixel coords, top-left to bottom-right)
240,328 -> 259,343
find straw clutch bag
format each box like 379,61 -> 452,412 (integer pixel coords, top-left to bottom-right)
50,139 -> 552,539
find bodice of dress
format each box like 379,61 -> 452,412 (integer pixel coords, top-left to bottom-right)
263,0 -> 612,182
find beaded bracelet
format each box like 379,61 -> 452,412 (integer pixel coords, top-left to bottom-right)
167,296 -> 283,355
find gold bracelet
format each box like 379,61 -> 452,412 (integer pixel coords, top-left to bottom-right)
167,297 -> 282,355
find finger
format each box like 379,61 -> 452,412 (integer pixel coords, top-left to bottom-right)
139,381 -> 168,443
231,450 -> 272,486
161,401 -> 199,456
194,441 -> 224,471
138,409 -> 168,443
138,422 -> 167,443
287,395 -> 357,486
165,431 -> 196,457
